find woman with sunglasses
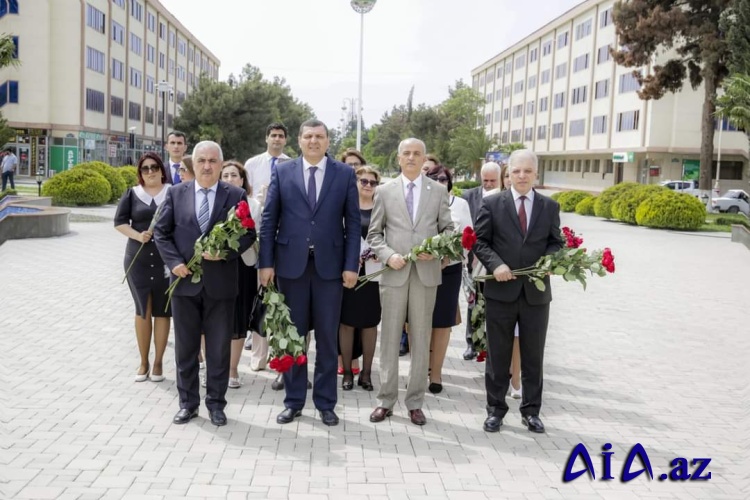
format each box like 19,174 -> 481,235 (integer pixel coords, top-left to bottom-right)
425,164 -> 472,394
114,153 -> 172,382
338,166 -> 382,391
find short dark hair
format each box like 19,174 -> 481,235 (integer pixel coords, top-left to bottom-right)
426,164 -> 453,192
266,123 -> 288,138
136,152 -> 168,186
298,119 -> 329,137
340,148 -> 366,166
167,131 -> 187,142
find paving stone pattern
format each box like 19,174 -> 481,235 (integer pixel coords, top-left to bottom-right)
2,205 -> 748,499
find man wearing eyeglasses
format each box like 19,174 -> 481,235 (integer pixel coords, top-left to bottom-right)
165,131 -> 188,185
244,123 -> 290,205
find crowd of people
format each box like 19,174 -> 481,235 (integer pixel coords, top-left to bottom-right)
114,119 -> 562,433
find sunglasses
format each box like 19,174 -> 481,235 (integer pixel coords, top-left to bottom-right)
429,175 -> 449,183
140,164 -> 160,173
347,162 -> 362,168
358,178 -> 378,188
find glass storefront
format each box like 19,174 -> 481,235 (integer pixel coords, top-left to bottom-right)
3,128 -> 48,177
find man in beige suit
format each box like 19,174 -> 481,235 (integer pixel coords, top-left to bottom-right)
367,138 -> 454,426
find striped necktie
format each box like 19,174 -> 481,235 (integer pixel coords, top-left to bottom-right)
198,188 -> 210,233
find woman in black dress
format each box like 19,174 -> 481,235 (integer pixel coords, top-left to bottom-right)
339,166 -> 382,391
115,153 -> 171,382
220,161 -> 258,389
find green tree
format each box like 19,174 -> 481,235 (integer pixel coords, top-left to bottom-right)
449,127 -> 497,178
723,0 -> 750,74
175,65 -> 313,161
434,81 -> 485,167
716,73 -> 750,130
500,142 -> 526,154
611,0 -> 732,192
0,34 -> 21,147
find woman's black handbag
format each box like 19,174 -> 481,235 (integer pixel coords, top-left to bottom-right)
248,285 -> 267,337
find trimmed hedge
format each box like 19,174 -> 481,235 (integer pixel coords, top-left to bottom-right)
558,190 -> 594,212
73,161 -> 126,203
42,169 -> 111,206
594,182 -> 640,219
118,166 -> 139,188
575,196 -> 597,216
550,192 -> 563,201
611,185 -> 666,225
454,180 -> 480,190
715,216 -> 750,230
635,191 -> 706,230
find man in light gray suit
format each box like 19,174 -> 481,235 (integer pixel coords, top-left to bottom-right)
367,138 -> 454,426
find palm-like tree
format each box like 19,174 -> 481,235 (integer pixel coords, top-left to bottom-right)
450,127 -> 497,178
0,33 -> 20,69
715,73 -> 750,131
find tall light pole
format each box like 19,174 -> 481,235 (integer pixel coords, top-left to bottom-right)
350,0 -> 377,151
157,80 -> 173,162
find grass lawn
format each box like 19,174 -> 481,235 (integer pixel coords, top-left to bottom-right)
700,213 -> 750,232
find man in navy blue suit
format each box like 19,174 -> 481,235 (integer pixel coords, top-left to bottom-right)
154,141 -> 255,427
259,119 -> 360,426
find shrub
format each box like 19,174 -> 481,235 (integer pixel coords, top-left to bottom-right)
42,169 -> 110,206
594,182 -> 640,219
558,190 -> 593,212
635,191 -> 706,230
575,196 -> 597,216
715,216 -> 750,230
611,185 -> 666,225
73,161 -> 126,203
454,180 -> 480,190
118,166 -> 139,188
550,192 -> 563,201
0,188 -> 18,201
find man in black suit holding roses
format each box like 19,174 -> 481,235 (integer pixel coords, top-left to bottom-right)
473,149 -> 563,434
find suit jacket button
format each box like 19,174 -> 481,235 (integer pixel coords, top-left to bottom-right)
311,221 -> 315,225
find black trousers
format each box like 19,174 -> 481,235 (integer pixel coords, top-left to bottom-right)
484,290 -> 549,419
172,289 -> 234,411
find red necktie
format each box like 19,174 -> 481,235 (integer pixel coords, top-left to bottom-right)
518,195 -> 527,235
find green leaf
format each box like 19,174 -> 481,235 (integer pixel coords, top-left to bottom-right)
553,266 -> 566,275
533,279 -> 546,292
279,338 -> 288,349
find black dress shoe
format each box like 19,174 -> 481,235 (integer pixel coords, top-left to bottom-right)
173,408 -> 198,425
522,415 -> 545,433
369,407 -> 392,422
428,382 -> 443,394
483,415 -> 503,432
463,345 -> 477,360
342,371 -> 354,391
399,343 -> 409,357
357,374 -> 373,391
276,408 -> 302,424
209,409 -> 227,426
271,374 -> 284,391
319,409 -> 339,426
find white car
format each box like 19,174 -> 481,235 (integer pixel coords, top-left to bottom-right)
659,180 -> 701,197
711,190 -> 750,215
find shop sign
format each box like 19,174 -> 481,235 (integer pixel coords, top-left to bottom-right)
612,152 -> 635,163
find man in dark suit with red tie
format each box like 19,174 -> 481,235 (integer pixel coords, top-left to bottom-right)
473,149 -> 563,434
259,119 -> 360,427
154,141 -> 255,427
165,131 -> 188,184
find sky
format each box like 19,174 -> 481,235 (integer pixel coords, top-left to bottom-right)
160,0 -> 583,132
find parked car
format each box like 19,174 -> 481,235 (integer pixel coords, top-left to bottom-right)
711,189 -> 750,215
659,179 -> 701,197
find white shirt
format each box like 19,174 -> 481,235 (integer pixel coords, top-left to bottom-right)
510,187 -> 534,231
449,195 -> 473,265
400,174 -> 423,221
302,156 -> 326,202
168,160 -> 181,183
481,188 -> 494,198
194,182 -> 218,224
243,151 -> 290,199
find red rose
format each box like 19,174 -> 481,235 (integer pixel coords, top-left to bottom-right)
601,248 -> 615,273
268,357 -> 280,371
296,354 -> 307,366
476,350 -> 487,362
241,217 -> 255,229
461,226 -> 477,250
235,200 -> 250,219
278,354 -> 295,372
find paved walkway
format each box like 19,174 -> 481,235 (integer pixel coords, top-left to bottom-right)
2,204 -> 748,499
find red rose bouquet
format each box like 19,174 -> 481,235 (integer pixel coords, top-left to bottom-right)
164,200 -> 255,310
263,282 -> 307,373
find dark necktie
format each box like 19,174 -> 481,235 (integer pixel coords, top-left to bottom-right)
198,188 -> 210,233
307,166 -> 318,210
406,182 -> 415,222
518,195 -> 528,235
270,157 -> 278,171
172,164 -> 180,184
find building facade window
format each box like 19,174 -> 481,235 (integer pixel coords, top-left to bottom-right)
616,110 -> 640,131
112,58 -> 124,81
571,85 -> 587,105
159,52 -> 165,69
10,35 -> 18,58
130,68 -> 142,89
514,80 -> 524,94
505,61 -> 512,74
494,110 -> 501,122
129,102 -> 141,120
597,44 -> 611,64
592,115 -> 607,134
147,44 -> 155,63
524,127 -> 533,141
542,40 -> 553,56
131,1 -> 142,22
486,93 -> 492,103
86,88 -> 105,113
501,132 -> 508,144
496,66 -> 503,79
552,122 -> 564,138
592,159 -> 601,173
0,80 -> 19,106
553,92 -> 566,109
159,22 -> 166,40
539,96 -> 549,112
529,47 -> 538,63
130,33 -> 142,56
86,46 -> 105,73
113,0 -> 125,7
146,76 -> 154,94
515,54 -> 526,69
569,119 -> 586,137
495,89 -> 502,100
169,31 -> 176,47
715,117 -> 739,131
504,85 -> 511,98
575,19 -> 592,40
503,108 -> 510,120
573,53 -> 589,72
110,96 -> 124,116
527,100 -> 535,115
86,4 -> 106,34
600,7 -> 613,28
595,78 -> 610,99
557,31 -> 569,50
178,38 -> 187,56
537,125 -> 547,139
541,69 -> 551,84
528,75 -> 537,89
619,73 -> 641,93
555,62 -> 567,80
112,21 -> 124,45
147,11 -> 155,32
513,104 -> 523,118
145,106 -> 154,124
511,129 -> 521,142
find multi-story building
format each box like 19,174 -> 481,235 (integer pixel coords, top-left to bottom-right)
472,0 -> 749,192
0,0 -> 219,177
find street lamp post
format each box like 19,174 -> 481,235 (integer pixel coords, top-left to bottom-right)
157,80 -> 173,162
350,0 -> 377,151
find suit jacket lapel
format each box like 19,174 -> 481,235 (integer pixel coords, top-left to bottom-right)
391,179 -> 412,224
291,158 -> 307,202
413,179 -> 433,227
206,182 -> 230,232
503,190 -> 523,236
185,181 -> 201,231
527,190 -> 543,235
313,157 -> 336,214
